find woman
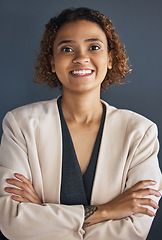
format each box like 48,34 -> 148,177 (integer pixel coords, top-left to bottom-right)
0,7 -> 161,240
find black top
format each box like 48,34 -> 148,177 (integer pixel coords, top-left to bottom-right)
57,96 -> 106,205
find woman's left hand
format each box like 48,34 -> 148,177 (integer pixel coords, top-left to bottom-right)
5,173 -> 42,205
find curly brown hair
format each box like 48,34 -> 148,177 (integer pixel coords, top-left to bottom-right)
34,7 -> 132,91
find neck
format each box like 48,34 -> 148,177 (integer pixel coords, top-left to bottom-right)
61,88 -> 103,124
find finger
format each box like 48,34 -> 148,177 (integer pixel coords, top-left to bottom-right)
11,194 -> 40,204
136,188 -> 161,198
14,173 -> 35,193
136,205 -> 156,217
131,180 -> 157,191
5,187 -> 36,203
11,195 -> 30,203
138,198 -> 159,210
6,178 -> 34,196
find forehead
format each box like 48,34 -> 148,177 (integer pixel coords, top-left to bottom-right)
54,20 -> 107,44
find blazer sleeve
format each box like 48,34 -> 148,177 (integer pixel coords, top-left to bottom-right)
84,123 -> 162,240
0,112 -> 85,240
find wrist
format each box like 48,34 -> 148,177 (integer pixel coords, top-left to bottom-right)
98,204 -> 110,222
83,204 -> 110,227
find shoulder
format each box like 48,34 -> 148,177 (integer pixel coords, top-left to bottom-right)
102,99 -> 157,137
3,98 -> 59,126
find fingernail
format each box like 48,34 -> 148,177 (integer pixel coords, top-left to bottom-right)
11,195 -> 16,200
151,181 -> 157,184
6,179 -> 11,183
14,173 -> 20,177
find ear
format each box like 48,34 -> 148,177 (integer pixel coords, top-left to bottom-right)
107,51 -> 113,70
51,57 -> 56,73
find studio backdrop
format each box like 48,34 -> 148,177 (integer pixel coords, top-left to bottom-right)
0,1 -> 162,239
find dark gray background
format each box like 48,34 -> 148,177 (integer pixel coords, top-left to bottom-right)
0,0 -> 161,239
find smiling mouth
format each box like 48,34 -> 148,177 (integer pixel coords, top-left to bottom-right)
70,70 -> 94,76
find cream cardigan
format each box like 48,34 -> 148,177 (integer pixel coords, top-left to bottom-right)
0,98 -> 161,240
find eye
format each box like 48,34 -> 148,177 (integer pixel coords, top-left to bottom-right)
61,47 -> 73,52
89,45 -> 101,51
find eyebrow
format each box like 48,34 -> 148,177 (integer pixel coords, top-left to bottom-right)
57,38 -> 104,47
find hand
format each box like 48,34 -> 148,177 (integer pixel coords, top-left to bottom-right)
5,173 -> 42,205
101,180 -> 161,220
84,180 -> 161,227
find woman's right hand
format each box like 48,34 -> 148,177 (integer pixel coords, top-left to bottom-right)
84,180 -> 161,227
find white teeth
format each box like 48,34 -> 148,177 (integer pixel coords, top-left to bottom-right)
71,70 -> 92,75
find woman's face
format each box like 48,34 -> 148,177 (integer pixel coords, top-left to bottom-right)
51,20 -> 112,94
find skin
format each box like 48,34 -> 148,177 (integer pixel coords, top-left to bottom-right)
5,173 -> 42,205
5,20 -> 161,227
51,20 -> 112,95
51,20 -> 113,174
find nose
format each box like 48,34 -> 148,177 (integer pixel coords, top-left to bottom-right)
72,51 -> 90,64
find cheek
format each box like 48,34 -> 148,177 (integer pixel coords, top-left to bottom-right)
97,55 -> 109,72
54,55 -> 70,72
95,51 -> 109,65
53,57 -> 65,74
95,56 -> 109,81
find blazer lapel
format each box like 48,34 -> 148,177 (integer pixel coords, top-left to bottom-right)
38,98 -> 63,204
90,101 -> 127,205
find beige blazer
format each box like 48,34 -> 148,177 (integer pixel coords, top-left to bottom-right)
0,97 -> 161,240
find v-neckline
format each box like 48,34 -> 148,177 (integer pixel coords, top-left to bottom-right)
58,97 -> 105,176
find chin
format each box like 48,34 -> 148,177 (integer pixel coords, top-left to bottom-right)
70,85 -> 100,94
